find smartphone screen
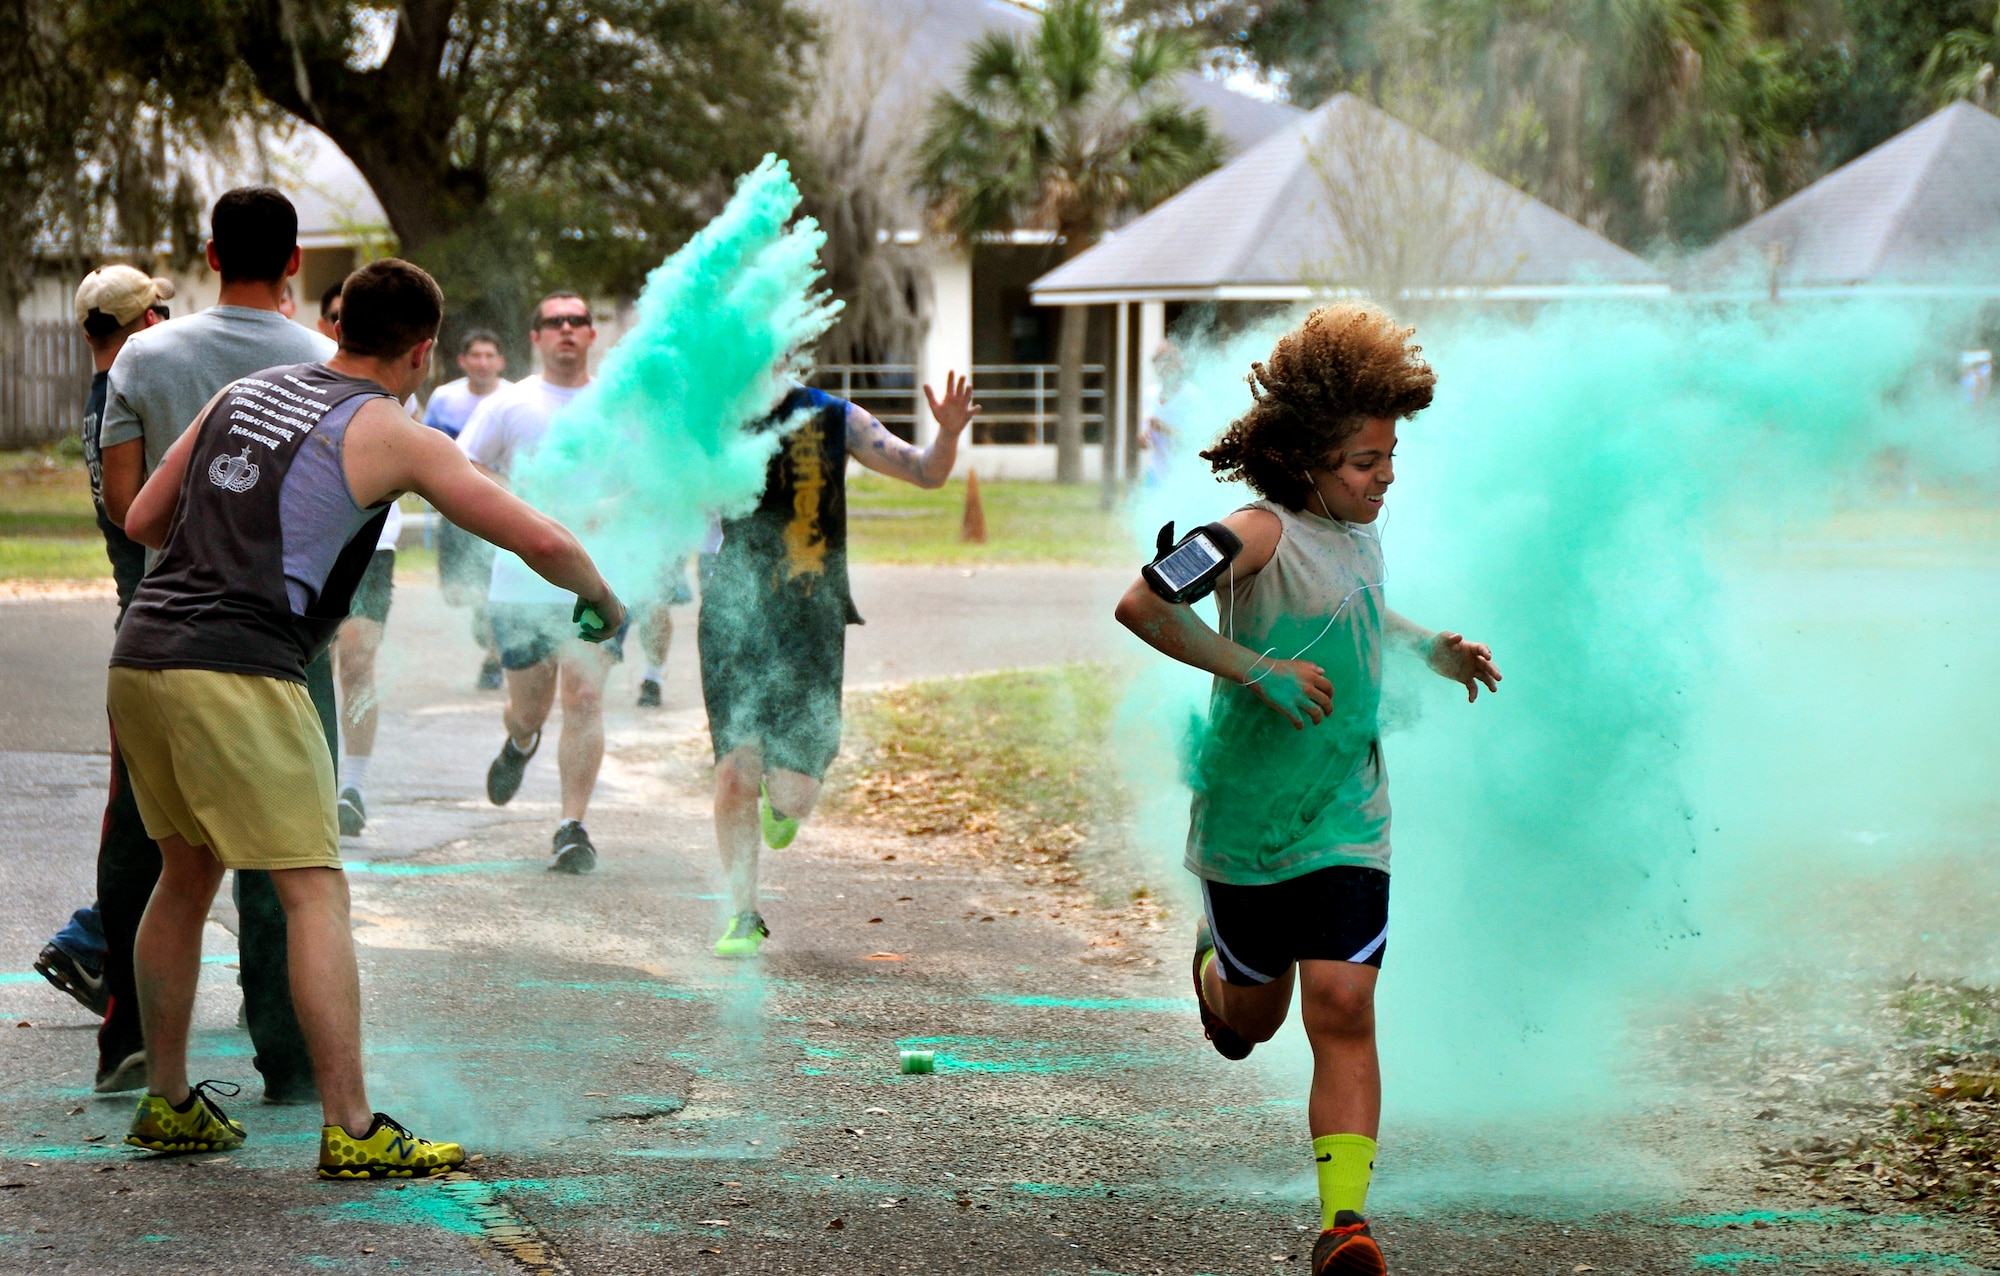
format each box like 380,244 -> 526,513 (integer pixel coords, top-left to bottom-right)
1155,533 -> 1224,593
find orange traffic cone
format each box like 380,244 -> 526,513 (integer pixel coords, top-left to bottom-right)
960,469 -> 988,544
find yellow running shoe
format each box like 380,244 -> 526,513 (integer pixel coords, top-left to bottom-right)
125,1080 -> 247,1154
759,781 -> 799,849
319,1112 -> 465,1180
714,910 -> 769,958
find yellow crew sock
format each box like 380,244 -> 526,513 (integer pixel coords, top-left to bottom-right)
1313,1133 -> 1377,1229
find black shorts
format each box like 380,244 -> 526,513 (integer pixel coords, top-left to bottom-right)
491,603 -> 627,670
1201,864 -> 1389,985
697,597 -> 845,780
348,550 -> 395,624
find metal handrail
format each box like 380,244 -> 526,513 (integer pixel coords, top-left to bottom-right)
810,362 -> 1104,445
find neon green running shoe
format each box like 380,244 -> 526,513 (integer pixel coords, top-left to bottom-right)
714,910 -> 770,958
759,781 -> 799,849
319,1112 -> 465,1180
125,1080 -> 247,1155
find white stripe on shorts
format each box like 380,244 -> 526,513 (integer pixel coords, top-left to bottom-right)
1201,879 -> 1277,985
1346,923 -> 1388,965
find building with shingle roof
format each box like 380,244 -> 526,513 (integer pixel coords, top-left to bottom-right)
1032,93 -> 1665,306
1683,102 -> 2000,298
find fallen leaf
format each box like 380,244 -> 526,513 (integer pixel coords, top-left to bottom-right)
699,1219 -> 730,1226
866,918 -> 884,924
66,1106 -> 84,1116
583,1092 -> 607,1097
826,1218 -> 845,1230
362,1247 -> 375,1254
865,953 -> 904,961
1574,1267 -> 1597,1273
864,1107 -> 889,1115
808,1019 -> 836,1027
84,1135 -> 105,1143
843,1127 -> 866,1137
16,1021 -> 32,1029
467,1154 -> 484,1163
701,1247 -> 722,1254
23,1162 -> 40,1168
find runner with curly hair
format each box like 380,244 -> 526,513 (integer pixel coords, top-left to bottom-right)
1116,303 -> 1501,1275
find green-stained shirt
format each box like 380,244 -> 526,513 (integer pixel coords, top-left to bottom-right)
1186,500 -> 1390,885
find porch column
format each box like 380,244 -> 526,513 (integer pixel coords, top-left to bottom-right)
919,247 -> 974,449
1138,301 -> 1166,431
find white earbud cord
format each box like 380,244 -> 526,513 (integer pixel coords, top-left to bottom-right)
1236,490 -> 1385,688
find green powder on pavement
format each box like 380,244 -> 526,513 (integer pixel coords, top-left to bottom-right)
1121,296 -> 2000,1196
513,154 -> 842,600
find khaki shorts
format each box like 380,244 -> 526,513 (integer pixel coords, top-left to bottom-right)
106,666 -> 341,871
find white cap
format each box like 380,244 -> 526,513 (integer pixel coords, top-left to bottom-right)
74,266 -> 176,332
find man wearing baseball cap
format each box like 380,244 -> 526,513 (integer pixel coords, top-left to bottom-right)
32,266 -> 176,1039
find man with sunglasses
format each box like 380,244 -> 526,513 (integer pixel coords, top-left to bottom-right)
461,292 -> 622,873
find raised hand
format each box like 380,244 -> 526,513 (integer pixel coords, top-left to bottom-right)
923,371 -> 981,439
1246,657 -> 1334,730
1427,632 -> 1501,702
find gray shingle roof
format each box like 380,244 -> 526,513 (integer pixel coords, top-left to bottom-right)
1683,102 -> 2000,294
1031,93 -> 1664,304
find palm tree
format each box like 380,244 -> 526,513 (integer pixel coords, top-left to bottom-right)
1923,5 -> 2000,109
917,0 -> 1220,484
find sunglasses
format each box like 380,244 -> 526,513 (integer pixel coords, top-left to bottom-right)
536,313 -> 592,330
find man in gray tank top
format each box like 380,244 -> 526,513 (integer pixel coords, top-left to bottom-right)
112,258 -> 624,1178
80,188 -> 334,1101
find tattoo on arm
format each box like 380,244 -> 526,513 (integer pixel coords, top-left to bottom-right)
847,407 -> 926,479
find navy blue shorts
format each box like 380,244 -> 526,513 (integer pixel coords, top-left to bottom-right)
1201,865 -> 1389,986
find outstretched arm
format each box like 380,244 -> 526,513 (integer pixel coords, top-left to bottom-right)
845,372 -> 980,489
1386,609 -> 1502,702
343,400 -> 625,633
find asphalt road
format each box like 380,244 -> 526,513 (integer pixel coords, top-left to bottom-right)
1,565 -> 1996,1274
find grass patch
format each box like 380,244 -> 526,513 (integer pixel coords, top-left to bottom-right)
0,448 -> 97,537
1,448 -> 108,579
828,663 -> 1130,879
845,473 -> 1129,566
0,537 -> 112,579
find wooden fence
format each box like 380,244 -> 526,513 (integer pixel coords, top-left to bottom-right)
0,322 -> 93,449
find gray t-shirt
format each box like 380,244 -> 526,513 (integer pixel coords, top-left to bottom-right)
100,306 -> 336,475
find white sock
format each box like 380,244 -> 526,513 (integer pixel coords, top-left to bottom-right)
642,663 -> 664,684
340,754 -> 370,796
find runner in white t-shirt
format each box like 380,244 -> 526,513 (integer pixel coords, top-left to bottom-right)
460,292 -> 620,873
426,330 -> 511,689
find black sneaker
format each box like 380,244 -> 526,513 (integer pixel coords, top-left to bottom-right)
486,733 -> 539,806
636,678 -> 662,708
95,1049 -> 147,1094
1192,924 -> 1253,1061
476,656 -> 504,690
35,942 -> 108,1017
548,820 -> 597,874
337,787 -> 366,836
